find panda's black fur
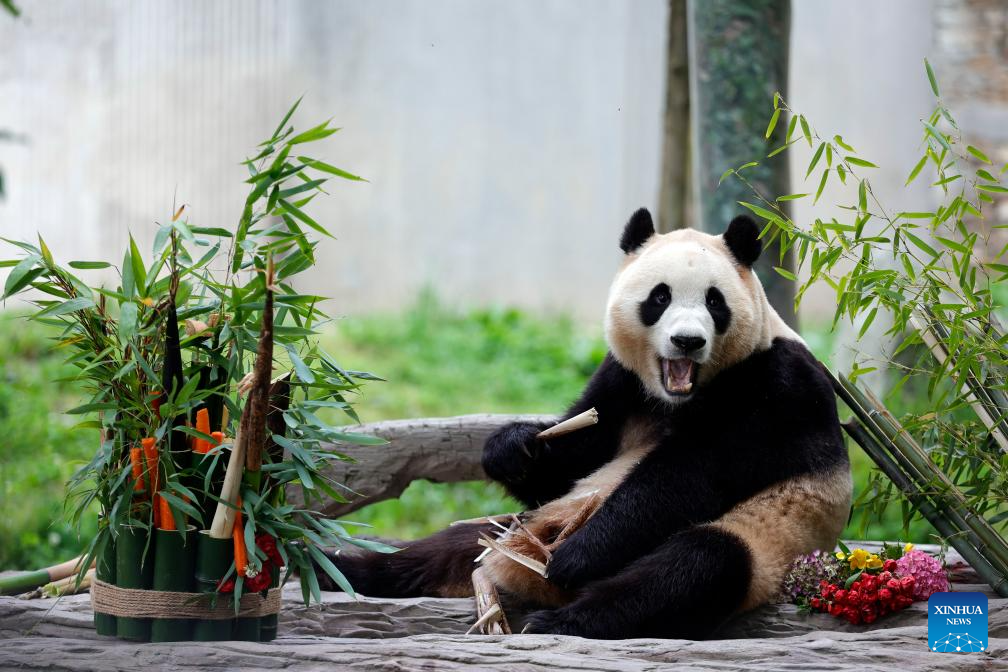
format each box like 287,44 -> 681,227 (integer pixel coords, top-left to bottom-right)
316,210 -> 850,640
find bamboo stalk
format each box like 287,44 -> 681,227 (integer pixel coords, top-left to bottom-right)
242,257 -> 275,496
913,313 -> 1008,453
842,420 -> 1008,597
855,380 -> 1008,572
832,372 -> 1008,580
537,407 -> 598,440
0,555 -> 90,595
208,429 -> 244,539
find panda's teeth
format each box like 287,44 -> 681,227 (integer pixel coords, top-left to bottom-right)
662,358 -> 695,394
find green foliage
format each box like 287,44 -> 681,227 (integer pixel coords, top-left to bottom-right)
724,60 -> 1008,546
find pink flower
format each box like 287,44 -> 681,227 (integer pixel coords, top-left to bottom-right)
895,550 -> 948,601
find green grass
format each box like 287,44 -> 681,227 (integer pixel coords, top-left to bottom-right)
0,295 -> 933,571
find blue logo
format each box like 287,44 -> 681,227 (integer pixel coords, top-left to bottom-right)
928,591 -> 988,653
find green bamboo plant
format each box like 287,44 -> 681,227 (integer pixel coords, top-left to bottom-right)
722,61 -> 1008,596
0,98 -> 392,604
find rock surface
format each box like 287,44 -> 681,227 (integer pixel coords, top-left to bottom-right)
1,553 -> 1003,672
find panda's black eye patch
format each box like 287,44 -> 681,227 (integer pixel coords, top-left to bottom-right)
706,287 -> 731,334
640,283 -> 671,326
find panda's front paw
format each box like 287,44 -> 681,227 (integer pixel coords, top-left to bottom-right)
481,422 -> 543,487
523,608 -> 585,637
544,539 -> 593,590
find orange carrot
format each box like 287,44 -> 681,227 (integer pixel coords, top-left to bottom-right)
159,496 -> 176,531
194,408 -> 211,454
232,497 -> 247,577
129,447 -> 145,492
210,431 -> 224,451
142,438 -> 160,528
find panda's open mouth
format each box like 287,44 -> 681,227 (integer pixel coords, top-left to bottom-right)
661,358 -> 698,396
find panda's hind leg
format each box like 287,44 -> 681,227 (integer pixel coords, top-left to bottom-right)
524,525 -> 751,639
314,522 -> 495,598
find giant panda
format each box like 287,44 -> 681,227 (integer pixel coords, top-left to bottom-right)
319,209 -> 851,639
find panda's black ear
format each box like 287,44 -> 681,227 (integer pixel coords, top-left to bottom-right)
723,215 -> 762,267
620,208 -> 655,254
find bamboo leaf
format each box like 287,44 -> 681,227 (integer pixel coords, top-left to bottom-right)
806,142 -> 825,178
904,231 -> 939,258
967,145 -> 992,165
765,108 -> 781,140
799,115 -> 812,147
69,260 -> 112,270
906,155 -> 928,186
3,254 -> 41,298
846,156 -> 878,168
773,266 -> 797,281
814,169 -> 829,203
925,57 -> 940,97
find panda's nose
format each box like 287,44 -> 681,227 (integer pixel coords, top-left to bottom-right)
671,335 -> 706,353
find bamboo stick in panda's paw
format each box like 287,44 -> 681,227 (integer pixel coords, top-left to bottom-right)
536,407 -> 598,440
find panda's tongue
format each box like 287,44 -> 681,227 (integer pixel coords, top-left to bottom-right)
663,358 -> 694,394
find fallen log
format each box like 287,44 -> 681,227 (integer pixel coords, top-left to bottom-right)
291,414 -> 549,517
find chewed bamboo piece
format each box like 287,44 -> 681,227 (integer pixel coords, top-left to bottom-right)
537,407 -> 598,440
468,566 -> 511,635
477,533 -> 547,577
42,568 -> 96,597
450,513 -> 518,527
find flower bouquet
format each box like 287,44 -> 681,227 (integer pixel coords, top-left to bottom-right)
1,98 -> 391,642
781,542 -> 949,625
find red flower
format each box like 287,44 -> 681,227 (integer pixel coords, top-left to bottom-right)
883,559 -> 898,572
847,590 -> 861,607
879,570 -> 893,583
810,598 -> 822,610
829,603 -> 843,617
834,589 -> 848,603
879,587 -> 892,602
843,607 -> 861,624
217,533 -> 281,595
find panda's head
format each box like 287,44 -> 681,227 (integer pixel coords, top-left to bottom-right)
605,208 -> 784,405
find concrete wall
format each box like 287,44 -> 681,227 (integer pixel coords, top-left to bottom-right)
0,1 -> 945,324
0,0 -> 667,321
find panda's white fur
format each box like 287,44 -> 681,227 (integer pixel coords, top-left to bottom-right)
606,227 -> 800,399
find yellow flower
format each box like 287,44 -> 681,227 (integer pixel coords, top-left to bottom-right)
848,548 -> 871,570
904,543 -> 914,552
835,551 -> 846,561
866,554 -> 883,569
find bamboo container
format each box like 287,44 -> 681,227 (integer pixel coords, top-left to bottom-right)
232,607 -> 261,641
115,525 -> 155,641
150,527 -> 198,642
192,534 -> 234,641
258,565 -> 281,642
94,539 -> 117,636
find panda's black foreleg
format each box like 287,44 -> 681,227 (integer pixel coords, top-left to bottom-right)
313,522 -> 495,598
524,525 -> 751,639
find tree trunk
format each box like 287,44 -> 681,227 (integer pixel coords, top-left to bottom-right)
687,0 -> 796,326
657,0 -> 690,233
